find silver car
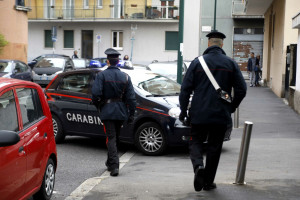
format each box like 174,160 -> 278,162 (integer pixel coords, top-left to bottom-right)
32,57 -> 74,85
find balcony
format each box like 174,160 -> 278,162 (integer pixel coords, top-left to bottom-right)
28,4 -> 179,21
15,0 -> 31,12
232,0 -> 246,16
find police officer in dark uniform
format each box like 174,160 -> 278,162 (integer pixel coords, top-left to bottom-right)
92,48 -> 136,176
179,31 -> 247,191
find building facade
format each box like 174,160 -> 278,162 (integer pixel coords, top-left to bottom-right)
27,0 -> 185,64
0,0 -> 31,62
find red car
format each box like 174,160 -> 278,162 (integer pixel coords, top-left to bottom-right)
0,78 -> 57,200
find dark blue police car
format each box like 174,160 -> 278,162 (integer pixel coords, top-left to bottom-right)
44,68 -> 189,155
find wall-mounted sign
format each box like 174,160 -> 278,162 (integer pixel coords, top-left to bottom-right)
202,26 -> 211,32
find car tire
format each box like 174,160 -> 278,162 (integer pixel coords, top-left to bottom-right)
33,158 -> 55,200
52,115 -> 65,143
135,122 -> 167,156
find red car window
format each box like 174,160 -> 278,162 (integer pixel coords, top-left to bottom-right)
16,88 -> 44,128
0,90 -> 19,131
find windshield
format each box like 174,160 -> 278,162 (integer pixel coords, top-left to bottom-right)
0,62 -> 12,73
73,60 -> 86,68
127,70 -> 181,96
35,58 -> 65,68
148,63 -> 179,76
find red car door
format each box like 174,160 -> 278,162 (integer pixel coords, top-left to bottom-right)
15,87 -> 52,194
0,88 -> 27,200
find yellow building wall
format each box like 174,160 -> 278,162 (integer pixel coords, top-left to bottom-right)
263,0 -> 298,97
0,1 -> 28,62
28,0 -> 149,19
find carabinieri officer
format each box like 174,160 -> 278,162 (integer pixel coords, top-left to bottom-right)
179,30 -> 247,191
92,48 -> 136,176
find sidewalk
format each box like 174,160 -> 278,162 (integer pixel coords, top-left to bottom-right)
74,82 -> 300,200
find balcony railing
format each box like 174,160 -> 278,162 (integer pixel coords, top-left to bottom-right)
28,5 -> 179,20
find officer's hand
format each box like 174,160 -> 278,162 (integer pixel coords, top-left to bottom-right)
127,115 -> 134,124
179,111 -> 187,122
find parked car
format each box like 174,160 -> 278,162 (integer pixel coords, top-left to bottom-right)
0,60 -> 32,81
72,58 -> 90,69
91,57 -> 106,67
28,54 -> 70,68
32,57 -> 75,86
44,68 -> 190,155
147,61 -> 190,82
88,60 -> 101,68
92,57 -> 133,69
0,78 -> 57,200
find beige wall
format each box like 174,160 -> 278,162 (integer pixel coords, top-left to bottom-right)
263,0 -> 298,97
0,1 -> 28,62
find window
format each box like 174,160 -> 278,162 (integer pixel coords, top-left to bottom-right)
16,88 -> 44,127
59,73 -> 90,93
83,0 -> 89,9
45,30 -> 53,48
112,31 -> 123,50
64,30 -> 74,48
97,0 -> 103,8
15,62 -> 28,73
16,0 -> 25,6
165,31 -> 178,50
272,14 -> 275,49
0,90 -> 19,131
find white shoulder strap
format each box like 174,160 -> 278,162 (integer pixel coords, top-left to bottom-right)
198,56 -> 220,91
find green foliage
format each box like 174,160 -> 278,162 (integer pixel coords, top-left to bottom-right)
0,33 -> 8,54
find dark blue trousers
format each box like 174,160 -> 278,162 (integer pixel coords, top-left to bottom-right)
189,124 -> 227,184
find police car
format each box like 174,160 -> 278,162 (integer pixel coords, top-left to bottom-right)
44,68 -> 189,155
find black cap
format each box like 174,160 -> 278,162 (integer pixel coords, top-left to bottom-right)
206,30 -> 226,39
104,48 -> 121,58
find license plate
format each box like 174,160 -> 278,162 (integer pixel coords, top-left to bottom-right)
40,76 -> 48,80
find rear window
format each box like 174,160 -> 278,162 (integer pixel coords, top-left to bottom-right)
58,73 -> 90,94
0,62 -> 12,73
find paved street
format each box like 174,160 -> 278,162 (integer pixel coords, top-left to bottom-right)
65,81 -> 300,200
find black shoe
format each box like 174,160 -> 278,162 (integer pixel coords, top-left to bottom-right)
203,183 -> 217,191
194,166 -> 205,192
110,168 -> 119,176
105,161 -> 113,171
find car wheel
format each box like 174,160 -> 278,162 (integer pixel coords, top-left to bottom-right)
52,115 -> 65,143
135,122 -> 167,156
33,158 -> 55,200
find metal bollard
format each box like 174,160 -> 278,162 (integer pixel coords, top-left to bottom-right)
234,107 -> 239,128
235,121 -> 253,185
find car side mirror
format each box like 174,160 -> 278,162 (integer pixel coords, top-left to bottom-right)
0,130 -> 20,147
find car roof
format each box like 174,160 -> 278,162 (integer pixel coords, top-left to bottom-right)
42,54 -> 69,57
0,77 -> 40,89
0,59 -> 23,63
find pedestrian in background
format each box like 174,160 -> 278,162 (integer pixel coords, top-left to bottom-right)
254,54 -> 261,86
179,30 -> 247,192
247,52 -> 256,87
123,55 -> 129,60
72,50 -> 79,59
92,48 -> 136,176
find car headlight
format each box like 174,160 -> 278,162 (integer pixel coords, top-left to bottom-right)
168,107 -> 181,118
32,71 -> 36,75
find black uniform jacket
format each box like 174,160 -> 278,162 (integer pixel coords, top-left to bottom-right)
179,45 -> 247,125
92,66 -> 136,121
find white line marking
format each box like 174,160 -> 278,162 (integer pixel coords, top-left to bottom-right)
65,151 -> 135,200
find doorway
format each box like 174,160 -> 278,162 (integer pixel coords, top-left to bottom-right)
81,30 -> 93,59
